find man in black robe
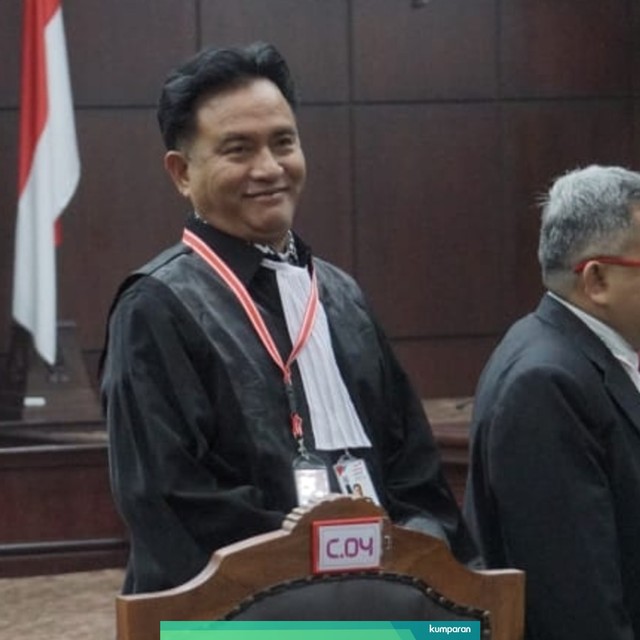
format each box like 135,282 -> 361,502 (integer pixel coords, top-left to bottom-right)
101,41 -> 478,594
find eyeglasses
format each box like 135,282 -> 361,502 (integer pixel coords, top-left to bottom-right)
573,256 -> 640,273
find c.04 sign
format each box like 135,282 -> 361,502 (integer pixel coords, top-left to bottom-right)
312,516 -> 383,573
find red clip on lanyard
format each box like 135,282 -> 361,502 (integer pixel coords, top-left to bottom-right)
182,228 -> 319,441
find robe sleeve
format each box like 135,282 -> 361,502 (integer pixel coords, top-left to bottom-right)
101,279 -> 285,593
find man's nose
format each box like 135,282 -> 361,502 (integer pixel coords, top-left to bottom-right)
250,147 -> 284,178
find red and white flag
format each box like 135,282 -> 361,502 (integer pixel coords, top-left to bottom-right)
12,0 -> 80,365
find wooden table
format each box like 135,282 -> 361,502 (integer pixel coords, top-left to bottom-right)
424,397 -> 473,505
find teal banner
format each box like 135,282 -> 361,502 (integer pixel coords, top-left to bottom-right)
161,621 -> 481,640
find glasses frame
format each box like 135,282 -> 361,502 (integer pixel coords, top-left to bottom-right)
573,255 -> 640,274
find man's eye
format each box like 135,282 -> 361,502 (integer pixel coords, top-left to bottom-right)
275,136 -> 296,150
223,145 -> 247,155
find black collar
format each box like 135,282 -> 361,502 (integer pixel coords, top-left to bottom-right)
183,214 -> 311,287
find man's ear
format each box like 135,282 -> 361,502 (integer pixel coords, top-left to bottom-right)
581,261 -> 610,305
164,151 -> 191,198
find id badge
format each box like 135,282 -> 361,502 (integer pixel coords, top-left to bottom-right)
293,453 -> 330,507
333,455 -> 380,505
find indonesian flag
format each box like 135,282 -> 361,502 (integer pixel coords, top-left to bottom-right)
12,0 -> 80,365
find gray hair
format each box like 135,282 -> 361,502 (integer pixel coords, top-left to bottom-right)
538,165 -> 640,291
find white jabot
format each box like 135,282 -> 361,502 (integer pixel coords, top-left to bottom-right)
262,259 -> 372,450
548,292 -> 640,393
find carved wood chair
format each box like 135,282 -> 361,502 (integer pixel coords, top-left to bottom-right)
116,495 -> 524,640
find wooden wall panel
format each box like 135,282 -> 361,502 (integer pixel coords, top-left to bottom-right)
200,0 -> 349,103
394,337 -> 501,400
65,0 -> 197,106
0,113 -> 18,349
0,3 -> 20,108
352,0 -> 497,101
1,0 -> 639,401
500,1 -> 632,98
354,103 -> 504,338
636,101 -> 640,166
635,4 -> 640,97
57,110 -> 185,348
295,107 -> 353,273
503,100 -> 635,317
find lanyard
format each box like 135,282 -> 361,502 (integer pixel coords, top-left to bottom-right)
182,228 -> 319,442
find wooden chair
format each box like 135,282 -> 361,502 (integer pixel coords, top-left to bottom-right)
116,495 -> 524,640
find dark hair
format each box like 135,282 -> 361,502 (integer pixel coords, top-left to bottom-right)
157,41 -> 298,151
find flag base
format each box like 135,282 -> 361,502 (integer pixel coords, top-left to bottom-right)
0,321 -> 103,427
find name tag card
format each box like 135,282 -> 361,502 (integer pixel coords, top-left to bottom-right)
311,517 -> 383,574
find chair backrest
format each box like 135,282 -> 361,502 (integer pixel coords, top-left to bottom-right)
116,495 -> 524,640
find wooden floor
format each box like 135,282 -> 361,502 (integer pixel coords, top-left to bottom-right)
0,568 -> 125,640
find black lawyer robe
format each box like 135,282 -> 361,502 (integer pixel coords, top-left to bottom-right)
101,219 -> 478,593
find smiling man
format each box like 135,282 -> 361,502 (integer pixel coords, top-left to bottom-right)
163,76 -> 305,248
100,42 -> 478,595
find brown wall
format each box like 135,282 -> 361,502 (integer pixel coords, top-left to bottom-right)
1,0 -> 639,399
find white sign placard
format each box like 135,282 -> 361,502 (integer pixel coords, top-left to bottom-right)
312,517 -> 383,573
